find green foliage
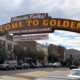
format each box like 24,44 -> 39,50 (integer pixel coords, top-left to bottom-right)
26,48 -> 45,61
0,48 -> 8,62
48,52 -> 58,63
13,45 -> 46,62
26,48 -> 34,58
13,45 -> 26,60
38,50 -> 45,61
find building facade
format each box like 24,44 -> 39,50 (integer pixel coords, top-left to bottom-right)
18,41 -> 48,63
48,44 -> 66,61
36,43 -> 48,63
0,35 -> 17,53
48,44 -> 60,57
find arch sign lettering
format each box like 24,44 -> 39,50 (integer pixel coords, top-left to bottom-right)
0,13 -> 80,35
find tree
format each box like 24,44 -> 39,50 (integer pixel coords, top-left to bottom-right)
13,45 -> 26,60
48,52 -> 59,63
37,50 -> 45,61
26,48 -> 38,63
26,48 -> 34,59
13,46 -> 46,64
0,48 -> 8,63
66,55 -> 73,67
25,48 -> 46,63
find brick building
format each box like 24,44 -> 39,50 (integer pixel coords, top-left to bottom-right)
57,46 -> 66,61
48,44 -> 66,61
48,44 -> 60,57
17,41 -> 48,55
17,41 -> 37,49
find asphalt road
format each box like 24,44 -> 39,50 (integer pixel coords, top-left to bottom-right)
0,68 -> 69,75
0,68 -> 70,80
34,77 -> 68,80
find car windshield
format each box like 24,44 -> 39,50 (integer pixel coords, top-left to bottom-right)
70,70 -> 80,76
0,0 -> 80,80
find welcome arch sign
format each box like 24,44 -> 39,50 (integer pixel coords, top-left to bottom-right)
0,13 -> 80,35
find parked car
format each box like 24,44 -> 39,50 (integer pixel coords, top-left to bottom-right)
44,63 -> 49,67
17,60 -> 23,69
48,63 -> 53,67
68,69 -> 80,79
53,62 -> 61,67
21,63 -> 30,69
0,60 -> 17,70
17,61 -> 30,69
36,63 -> 42,68
30,63 -> 37,68
70,65 -> 78,70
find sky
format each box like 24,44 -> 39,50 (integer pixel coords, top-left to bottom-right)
0,0 -> 80,50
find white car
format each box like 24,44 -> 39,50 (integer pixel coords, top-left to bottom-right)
53,62 -> 61,67
36,63 -> 42,68
68,69 -> 80,79
48,63 -> 53,67
21,63 -> 30,69
0,60 -> 17,70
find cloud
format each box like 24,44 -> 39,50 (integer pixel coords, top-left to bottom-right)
21,0 -> 80,20
37,30 -> 80,50
0,0 -> 23,24
1,0 -> 80,24
0,0 -> 22,10
54,30 -> 80,38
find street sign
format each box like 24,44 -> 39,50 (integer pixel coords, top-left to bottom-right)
9,27 -> 52,35
0,18 -> 80,34
0,13 -> 80,35
13,34 -> 49,41
11,13 -> 49,22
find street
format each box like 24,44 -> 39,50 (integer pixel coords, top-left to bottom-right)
0,68 -> 70,80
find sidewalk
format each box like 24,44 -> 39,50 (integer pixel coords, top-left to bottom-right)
0,76 -> 30,80
17,71 -> 48,79
0,71 -> 48,80
0,68 -> 70,80
16,68 -> 70,79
